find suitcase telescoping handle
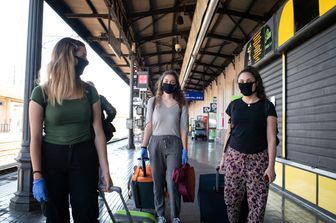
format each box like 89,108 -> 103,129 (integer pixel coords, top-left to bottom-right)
137,157 -> 149,177
215,166 -> 220,192
98,186 -> 134,223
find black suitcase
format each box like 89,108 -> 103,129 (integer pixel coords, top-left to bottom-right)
130,158 -> 155,209
198,168 -> 248,223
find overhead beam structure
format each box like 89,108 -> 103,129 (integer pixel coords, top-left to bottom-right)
179,0 -> 219,89
130,5 -> 266,23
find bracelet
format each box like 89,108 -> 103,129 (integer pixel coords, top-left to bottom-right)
33,170 -> 42,175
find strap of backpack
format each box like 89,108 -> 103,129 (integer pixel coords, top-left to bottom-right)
264,99 -> 280,145
83,83 -> 95,140
152,96 -> 156,114
229,99 -> 239,128
223,99 -> 238,153
264,99 -> 270,119
41,87 -> 48,118
84,83 -> 93,105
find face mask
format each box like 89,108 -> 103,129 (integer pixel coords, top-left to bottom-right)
75,56 -> 89,78
162,83 -> 177,94
238,82 -> 255,96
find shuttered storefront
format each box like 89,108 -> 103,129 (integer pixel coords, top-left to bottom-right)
260,58 -> 283,157
286,24 -> 336,172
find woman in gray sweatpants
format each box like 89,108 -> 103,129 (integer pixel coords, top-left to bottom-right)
141,70 -> 189,223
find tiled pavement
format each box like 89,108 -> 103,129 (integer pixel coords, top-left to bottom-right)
0,138 -> 335,223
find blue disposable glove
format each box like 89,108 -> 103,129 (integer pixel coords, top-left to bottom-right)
182,148 -> 188,165
33,178 -> 48,202
141,146 -> 149,159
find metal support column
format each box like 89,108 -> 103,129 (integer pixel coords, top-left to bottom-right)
10,0 -> 44,211
128,51 -> 135,149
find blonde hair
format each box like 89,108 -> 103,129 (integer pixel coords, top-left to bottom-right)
43,37 -> 86,105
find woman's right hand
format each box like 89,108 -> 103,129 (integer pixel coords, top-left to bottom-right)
101,170 -> 113,192
33,178 -> 48,202
219,155 -> 225,171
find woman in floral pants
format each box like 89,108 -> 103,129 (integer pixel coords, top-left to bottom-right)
219,66 -> 277,223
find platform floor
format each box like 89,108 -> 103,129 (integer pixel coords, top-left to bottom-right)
0,138 -> 334,223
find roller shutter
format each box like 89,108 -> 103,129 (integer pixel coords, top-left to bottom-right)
260,58 -> 283,157
286,24 -> 336,172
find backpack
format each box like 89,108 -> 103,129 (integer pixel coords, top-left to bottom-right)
102,120 -> 115,142
84,84 -> 115,142
230,98 -> 280,146
100,95 -> 116,142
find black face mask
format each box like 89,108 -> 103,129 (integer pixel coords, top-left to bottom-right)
238,82 -> 256,96
162,83 -> 177,94
75,56 -> 89,78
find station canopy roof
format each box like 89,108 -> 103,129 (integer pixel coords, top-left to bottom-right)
45,0 -> 285,94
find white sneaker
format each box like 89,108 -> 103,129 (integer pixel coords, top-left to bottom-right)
173,217 -> 181,223
157,216 -> 166,223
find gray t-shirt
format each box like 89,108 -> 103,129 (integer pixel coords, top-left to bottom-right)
145,97 -> 188,137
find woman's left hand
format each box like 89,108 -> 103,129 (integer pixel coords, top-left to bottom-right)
263,166 -> 276,184
182,148 -> 188,165
101,170 -> 113,192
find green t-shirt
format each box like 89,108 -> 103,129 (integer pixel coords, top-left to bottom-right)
30,85 -> 99,145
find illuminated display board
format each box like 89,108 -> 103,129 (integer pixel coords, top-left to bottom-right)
137,71 -> 149,88
245,25 -> 273,66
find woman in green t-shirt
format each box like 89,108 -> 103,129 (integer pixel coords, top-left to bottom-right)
29,37 -> 112,222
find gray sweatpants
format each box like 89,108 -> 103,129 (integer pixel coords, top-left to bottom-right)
148,135 -> 182,219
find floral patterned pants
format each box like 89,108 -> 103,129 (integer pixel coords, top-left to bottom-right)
224,147 -> 269,223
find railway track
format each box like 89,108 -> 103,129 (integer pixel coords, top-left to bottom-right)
0,141 -> 20,174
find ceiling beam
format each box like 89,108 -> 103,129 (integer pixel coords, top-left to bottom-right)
190,70 -> 212,76
130,5 -> 266,23
199,50 -> 234,59
141,50 -> 183,57
216,8 -> 266,22
130,5 -> 196,18
87,36 -> 108,42
65,13 -> 109,19
194,62 -> 223,70
101,53 -> 129,57
207,33 -> 243,43
109,64 -> 129,67
184,85 -> 203,91
139,30 -> 189,44
191,70 -> 218,78
146,60 -> 183,67
149,69 -> 181,75
189,77 -> 212,83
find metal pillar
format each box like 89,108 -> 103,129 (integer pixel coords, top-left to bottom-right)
127,52 -> 135,149
10,0 -> 44,211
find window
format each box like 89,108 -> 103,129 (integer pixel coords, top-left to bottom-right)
294,0 -> 319,32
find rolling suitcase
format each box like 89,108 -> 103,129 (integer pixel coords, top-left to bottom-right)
198,168 -> 248,223
98,186 -> 157,223
131,158 -> 155,209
